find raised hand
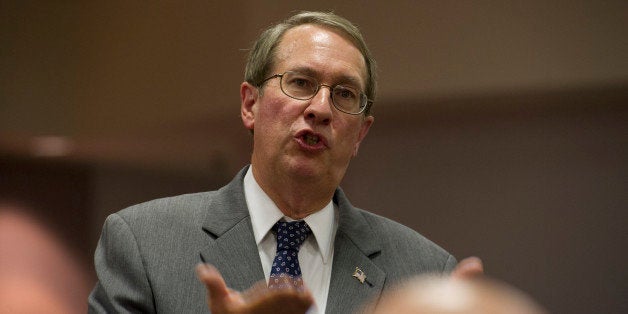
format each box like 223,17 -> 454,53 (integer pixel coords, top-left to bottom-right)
196,263 -> 314,314
451,256 -> 484,279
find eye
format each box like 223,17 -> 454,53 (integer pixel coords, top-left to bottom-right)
294,78 -> 308,87
286,74 -> 316,90
334,86 -> 358,100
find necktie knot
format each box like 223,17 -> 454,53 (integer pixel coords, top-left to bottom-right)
274,220 -> 311,252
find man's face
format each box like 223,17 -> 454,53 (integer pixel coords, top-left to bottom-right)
241,24 -> 373,188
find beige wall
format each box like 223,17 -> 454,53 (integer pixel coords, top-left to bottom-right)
343,88 -> 628,313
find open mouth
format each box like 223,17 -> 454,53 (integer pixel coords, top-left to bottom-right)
304,133 -> 320,145
295,130 -> 326,149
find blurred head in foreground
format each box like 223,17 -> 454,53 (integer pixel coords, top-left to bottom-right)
0,203 -> 91,314
369,276 -> 547,314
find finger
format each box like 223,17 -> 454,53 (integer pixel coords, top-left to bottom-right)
268,275 -> 298,291
196,263 -> 245,313
196,263 -> 229,299
452,256 -> 484,279
241,278 -> 314,314
240,280 -> 269,303
246,288 -> 314,314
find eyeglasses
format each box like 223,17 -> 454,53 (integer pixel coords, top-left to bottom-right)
258,71 -> 372,115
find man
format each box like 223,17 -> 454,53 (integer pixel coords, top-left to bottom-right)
89,11 -> 481,313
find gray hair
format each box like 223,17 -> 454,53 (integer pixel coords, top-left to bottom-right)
244,11 -> 377,115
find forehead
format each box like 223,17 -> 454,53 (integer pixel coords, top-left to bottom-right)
274,24 -> 367,87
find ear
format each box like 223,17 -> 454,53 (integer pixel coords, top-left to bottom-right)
240,82 -> 258,131
353,115 -> 374,157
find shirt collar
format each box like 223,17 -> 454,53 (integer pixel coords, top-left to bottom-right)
244,166 -> 335,264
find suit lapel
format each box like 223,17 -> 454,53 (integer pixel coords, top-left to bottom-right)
196,169 -> 387,311
199,166 -> 266,291
326,189 -> 386,313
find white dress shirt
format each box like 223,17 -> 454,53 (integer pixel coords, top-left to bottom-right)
244,167 -> 337,314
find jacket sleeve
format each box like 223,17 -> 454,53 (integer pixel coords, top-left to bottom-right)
88,213 -> 156,313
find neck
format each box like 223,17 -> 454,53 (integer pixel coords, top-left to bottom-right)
251,165 -> 336,220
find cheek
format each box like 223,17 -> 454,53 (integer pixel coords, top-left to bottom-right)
256,100 -> 288,129
255,98 -> 301,147
333,120 -> 363,152
258,92 -> 300,121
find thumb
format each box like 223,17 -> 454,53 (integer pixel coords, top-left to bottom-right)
196,263 -> 232,306
451,256 -> 484,280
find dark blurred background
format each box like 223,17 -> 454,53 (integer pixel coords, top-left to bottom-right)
1,1 -> 626,313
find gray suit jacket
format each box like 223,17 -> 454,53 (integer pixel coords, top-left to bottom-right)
88,166 -> 456,313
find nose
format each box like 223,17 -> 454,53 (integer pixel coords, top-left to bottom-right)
304,85 -> 333,125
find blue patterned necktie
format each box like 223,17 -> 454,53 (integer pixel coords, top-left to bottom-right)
268,220 -> 312,289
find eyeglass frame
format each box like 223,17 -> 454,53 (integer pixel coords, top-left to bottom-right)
256,71 -> 373,115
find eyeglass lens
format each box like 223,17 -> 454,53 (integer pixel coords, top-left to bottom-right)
280,72 -> 366,114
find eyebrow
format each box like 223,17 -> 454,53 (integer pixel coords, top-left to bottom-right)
288,66 -> 364,89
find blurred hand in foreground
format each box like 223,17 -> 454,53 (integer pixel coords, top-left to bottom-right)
196,263 -> 313,314
452,256 -> 485,279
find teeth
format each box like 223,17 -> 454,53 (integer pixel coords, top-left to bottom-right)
305,134 -> 319,145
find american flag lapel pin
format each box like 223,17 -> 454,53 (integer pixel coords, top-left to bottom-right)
353,267 -> 366,284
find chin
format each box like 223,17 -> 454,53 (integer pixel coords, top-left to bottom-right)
288,160 -> 348,187
282,158 -> 326,180
287,162 -> 322,178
